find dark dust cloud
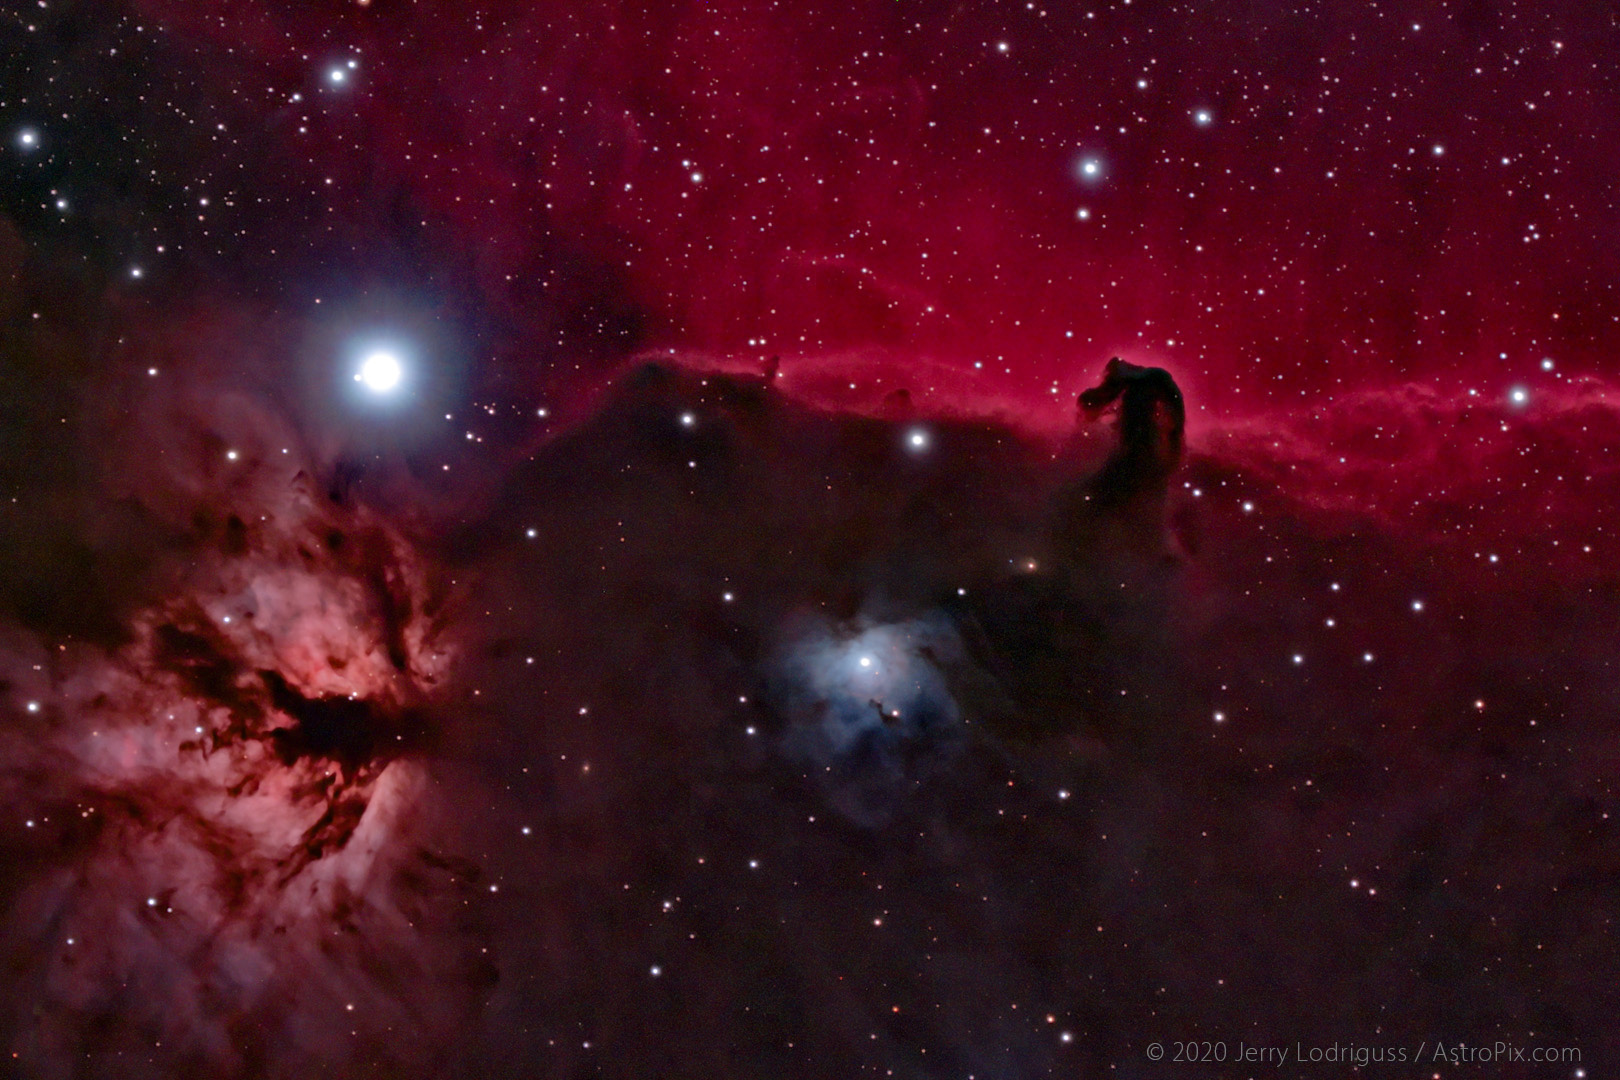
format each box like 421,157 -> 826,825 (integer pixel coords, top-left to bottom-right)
2,2 -> 1620,1078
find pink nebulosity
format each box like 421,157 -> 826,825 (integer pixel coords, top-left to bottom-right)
0,365 -> 492,1079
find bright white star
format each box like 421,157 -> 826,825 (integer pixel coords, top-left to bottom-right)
356,351 -> 403,393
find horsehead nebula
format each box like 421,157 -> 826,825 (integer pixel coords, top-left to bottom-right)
5,0 -> 1620,1076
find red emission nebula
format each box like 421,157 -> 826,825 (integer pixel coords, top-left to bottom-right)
1,2 -> 1618,1078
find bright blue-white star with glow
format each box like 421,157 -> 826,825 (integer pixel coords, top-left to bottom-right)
356,350 -> 403,393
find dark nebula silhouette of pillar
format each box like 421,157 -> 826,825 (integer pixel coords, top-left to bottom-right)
1053,357 -> 1187,564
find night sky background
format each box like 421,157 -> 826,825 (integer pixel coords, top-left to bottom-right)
1,1 -> 1618,1078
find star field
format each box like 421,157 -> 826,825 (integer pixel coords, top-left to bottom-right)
0,2 -> 1617,1078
